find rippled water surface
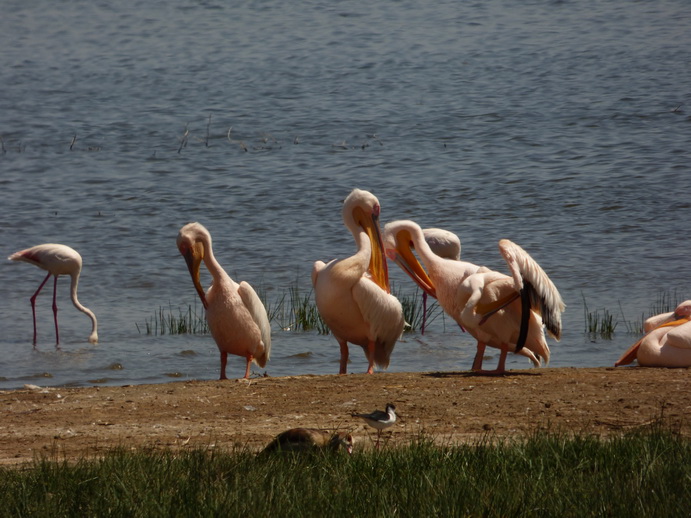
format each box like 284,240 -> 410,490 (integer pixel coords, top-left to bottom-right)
1,0 -> 690,389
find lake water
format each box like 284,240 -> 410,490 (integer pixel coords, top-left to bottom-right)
1,0 -> 689,390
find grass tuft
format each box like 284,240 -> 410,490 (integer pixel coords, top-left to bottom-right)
582,293 -> 617,339
136,302 -> 208,336
285,284 -> 329,334
393,285 -> 443,333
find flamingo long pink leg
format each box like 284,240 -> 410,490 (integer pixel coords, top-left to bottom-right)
29,272 -> 52,345
52,275 -> 60,345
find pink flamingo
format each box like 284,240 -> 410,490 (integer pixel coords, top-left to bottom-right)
8,244 -> 98,345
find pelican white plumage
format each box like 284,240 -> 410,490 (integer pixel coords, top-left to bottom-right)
420,228 -> 461,334
423,228 -> 461,262
8,244 -> 98,345
384,220 -> 565,374
176,222 -> 271,379
312,189 -> 405,374
615,300 -> 691,368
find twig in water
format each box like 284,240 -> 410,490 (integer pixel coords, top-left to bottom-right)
70,134 -> 77,150
205,114 -> 212,147
227,127 -> 248,152
367,133 -> 384,145
178,125 -> 189,153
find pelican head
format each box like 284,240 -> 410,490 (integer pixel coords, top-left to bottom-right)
343,189 -> 390,292
383,220 -> 437,298
673,301 -> 691,320
176,222 -> 209,309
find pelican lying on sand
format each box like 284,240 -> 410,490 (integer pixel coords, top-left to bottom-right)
615,300 -> 691,368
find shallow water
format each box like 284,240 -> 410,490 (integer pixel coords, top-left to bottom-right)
1,0 -> 690,389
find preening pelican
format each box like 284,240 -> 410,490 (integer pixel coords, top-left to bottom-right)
420,228 -> 461,334
8,244 -> 98,345
384,220 -> 565,374
176,222 -> 271,379
615,300 -> 691,368
312,189 -> 405,374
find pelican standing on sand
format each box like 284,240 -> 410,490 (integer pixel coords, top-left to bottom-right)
615,300 -> 691,368
420,228 -> 461,334
312,189 -> 405,374
8,244 -> 98,345
177,222 -> 271,379
384,220 -> 565,374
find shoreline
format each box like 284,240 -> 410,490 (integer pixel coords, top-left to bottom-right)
1,367 -> 689,465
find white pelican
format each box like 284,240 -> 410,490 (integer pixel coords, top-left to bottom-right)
261,428 -> 354,454
423,228 -> 461,261
615,300 -> 691,368
176,222 -> 271,379
384,220 -> 565,374
421,228 -> 461,334
312,189 -> 405,374
8,244 -> 98,345
352,403 -> 396,447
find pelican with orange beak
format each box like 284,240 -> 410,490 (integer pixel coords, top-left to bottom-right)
312,189 -> 405,374
615,300 -> 691,368
177,222 -> 271,379
384,220 -> 565,374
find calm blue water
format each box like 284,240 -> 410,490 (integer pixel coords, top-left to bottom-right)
1,0 -> 689,390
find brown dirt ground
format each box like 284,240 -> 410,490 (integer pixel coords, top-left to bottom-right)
1,367 -> 689,466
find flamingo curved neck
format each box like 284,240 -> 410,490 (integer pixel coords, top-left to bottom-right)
69,273 -> 98,343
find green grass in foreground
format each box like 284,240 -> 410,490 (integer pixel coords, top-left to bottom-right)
1,430 -> 689,517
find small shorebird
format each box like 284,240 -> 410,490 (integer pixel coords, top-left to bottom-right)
261,428 -> 354,454
352,403 -> 397,447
